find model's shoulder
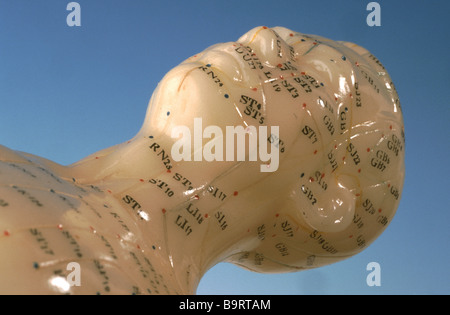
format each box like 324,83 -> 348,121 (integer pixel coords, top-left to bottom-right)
0,145 -> 33,163
0,145 -> 68,189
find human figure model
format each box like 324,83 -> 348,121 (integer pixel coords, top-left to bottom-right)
0,26 -> 404,294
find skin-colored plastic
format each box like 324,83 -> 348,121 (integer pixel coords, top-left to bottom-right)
0,26 -> 404,294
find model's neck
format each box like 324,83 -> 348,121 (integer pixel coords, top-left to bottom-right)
54,136 -> 246,294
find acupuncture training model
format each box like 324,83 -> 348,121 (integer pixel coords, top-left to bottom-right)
0,26 -> 405,294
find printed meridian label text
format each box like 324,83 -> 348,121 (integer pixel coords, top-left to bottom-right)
171,118 -> 280,172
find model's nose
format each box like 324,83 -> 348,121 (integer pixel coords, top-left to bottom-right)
237,26 -> 294,68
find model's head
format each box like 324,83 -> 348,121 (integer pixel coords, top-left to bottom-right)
136,26 -> 404,272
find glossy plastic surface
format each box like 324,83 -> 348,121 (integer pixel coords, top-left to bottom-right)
0,26 -> 404,294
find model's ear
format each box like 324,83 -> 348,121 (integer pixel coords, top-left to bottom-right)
220,26 -> 404,274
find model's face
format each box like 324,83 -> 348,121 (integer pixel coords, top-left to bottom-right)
142,27 -> 356,226
139,29 -> 295,188
136,26 -> 404,272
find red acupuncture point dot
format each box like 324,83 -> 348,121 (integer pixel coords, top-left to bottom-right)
262,26 -> 268,29
57,224 -> 63,230
233,191 -> 238,196
139,179 -> 144,182
3,230 -> 10,236
367,148 -> 371,152
302,103 -> 307,109
162,208 -> 166,214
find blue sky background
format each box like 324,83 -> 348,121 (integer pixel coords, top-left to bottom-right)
0,0 -> 448,294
